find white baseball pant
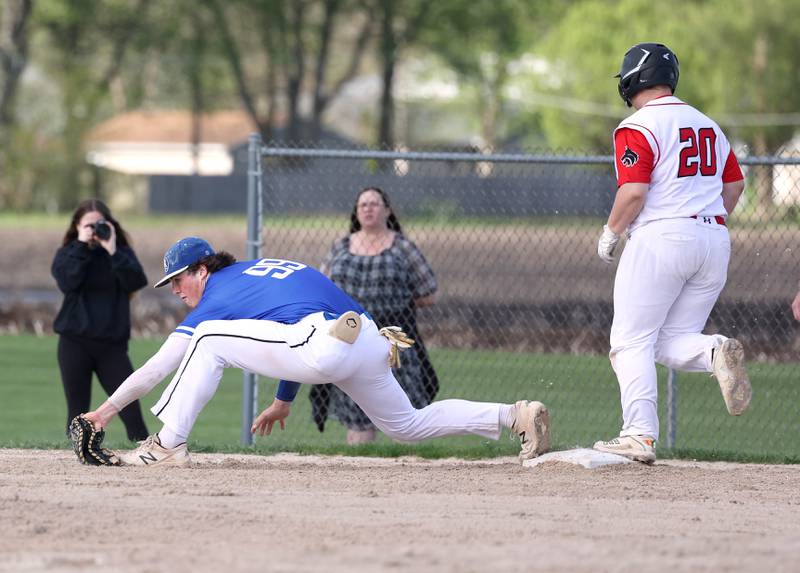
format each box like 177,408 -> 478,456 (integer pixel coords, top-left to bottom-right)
610,217 -> 730,440
151,312 -> 502,441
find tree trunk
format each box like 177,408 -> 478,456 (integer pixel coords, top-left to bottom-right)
207,0 -> 270,140
378,0 -> 396,149
479,64 -> 506,152
286,2 -> 306,143
321,8 -> 374,136
752,132 -> 774,220
189,10 -> 206,176
0,0 -> 31,130
752,32 -> 773,220
311,0 -> 339,141
0,0 -> 32,207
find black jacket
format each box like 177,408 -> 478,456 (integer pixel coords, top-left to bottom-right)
51,241 -> 148,343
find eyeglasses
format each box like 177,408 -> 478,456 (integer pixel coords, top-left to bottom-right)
357,201 -> 384,209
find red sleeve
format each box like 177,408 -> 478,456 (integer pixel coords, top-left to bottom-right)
614,128 -> 654,186
722,149 -> 744,183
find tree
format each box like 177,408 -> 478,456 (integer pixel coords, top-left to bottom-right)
530,0 -> 668,152
532,0 -> 800,155
33,0 -> 152,208
695,0 -> 800,215
419,0 -> 566,150
374,0 -> 433,148
0,0 -> 32,208
0,0 -> 31,132
533,0 -> 800,214
206,0 -> 374,143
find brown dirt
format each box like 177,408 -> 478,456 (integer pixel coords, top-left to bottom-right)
1,449 -> 799,573
2,224 -> 798,300
2,224 -> 798,358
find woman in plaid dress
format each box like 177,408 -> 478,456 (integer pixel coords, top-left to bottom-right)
311,187 -> 440,444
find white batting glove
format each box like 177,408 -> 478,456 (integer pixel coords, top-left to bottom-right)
597,225 -> 620,264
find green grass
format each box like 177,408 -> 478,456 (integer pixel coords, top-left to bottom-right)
1,334 -> 798,463
4,209 -> 797,232
0,212 -> 248,230
0,211 -> 605,231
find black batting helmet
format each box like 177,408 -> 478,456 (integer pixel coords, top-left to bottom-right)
616,42 -> 679,107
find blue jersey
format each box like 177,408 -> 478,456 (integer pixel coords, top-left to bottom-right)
174,258 -> 365,337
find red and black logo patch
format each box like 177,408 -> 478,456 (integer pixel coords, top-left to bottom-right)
621,146 -> 639,167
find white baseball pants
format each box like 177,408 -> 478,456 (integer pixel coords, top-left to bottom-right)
151,312 -> 502,441
610,217 -> 730,440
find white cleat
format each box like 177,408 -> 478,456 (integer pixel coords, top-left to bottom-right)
712,338 -> 752,416
593,435 -> 656,464
118,435 -> 191,467
511,400 -> 550,462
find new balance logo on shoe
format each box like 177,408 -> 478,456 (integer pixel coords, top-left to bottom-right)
511,401 -> 550,462
138,452 -> 158,465
118,435 -> 191,467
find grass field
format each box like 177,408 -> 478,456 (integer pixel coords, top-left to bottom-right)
4,209 -> 796,232
0,211 -> 602,230
1,334 -> 798,462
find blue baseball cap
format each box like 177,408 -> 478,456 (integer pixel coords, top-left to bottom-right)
154,237 -> 215,288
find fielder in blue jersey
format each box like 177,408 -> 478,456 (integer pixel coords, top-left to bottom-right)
81,237 -> 550,466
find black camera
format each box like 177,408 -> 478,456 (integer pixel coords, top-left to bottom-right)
91,219 -> 112,240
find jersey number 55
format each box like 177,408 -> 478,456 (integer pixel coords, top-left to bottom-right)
243,259 -> 307,279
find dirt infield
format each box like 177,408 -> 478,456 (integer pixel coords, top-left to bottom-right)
3,225 -> 798,301
4,224 -> 798,357
1,449 -> 798,573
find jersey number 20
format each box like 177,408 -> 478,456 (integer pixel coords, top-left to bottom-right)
677,127 -> 717,178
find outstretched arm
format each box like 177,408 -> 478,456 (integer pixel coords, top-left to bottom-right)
83,334 -> 189,428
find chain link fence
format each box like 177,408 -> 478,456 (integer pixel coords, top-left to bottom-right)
241,135 -> 800,460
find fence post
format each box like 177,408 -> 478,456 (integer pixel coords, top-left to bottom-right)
666,368 -> 677,449
241,132 -> 264,445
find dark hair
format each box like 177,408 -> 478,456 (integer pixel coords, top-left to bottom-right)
349,187 -> 403,233
62,198 -> 132,247
187,251 -> 237,275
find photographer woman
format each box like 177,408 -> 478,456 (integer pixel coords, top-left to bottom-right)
311,187 -> 439,444
51,199 -> 149,441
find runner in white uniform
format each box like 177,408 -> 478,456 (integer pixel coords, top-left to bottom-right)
593,43 -> 752,463
81,237 -> 550,466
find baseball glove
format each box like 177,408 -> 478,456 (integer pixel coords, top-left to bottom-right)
378,326 -> 415,368
68,415 -> 120,466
